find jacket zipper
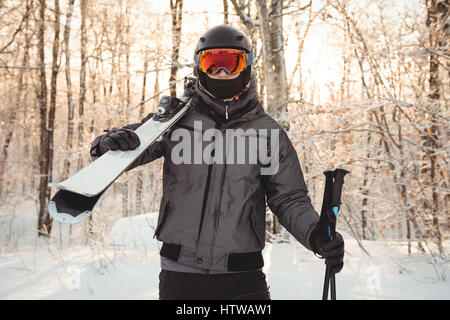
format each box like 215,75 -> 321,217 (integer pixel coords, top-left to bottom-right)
208,125 -> 228,267
209,162 -> 227,266
196,123 -> 220,244
176,122 -> 211,244
195,109 -> 229,266
197,162 -> 213,243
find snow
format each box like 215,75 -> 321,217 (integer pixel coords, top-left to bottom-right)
0,211 -> 448,300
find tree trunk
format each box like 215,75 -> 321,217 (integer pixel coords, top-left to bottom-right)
125,4 -> 131,110
37,0 -> 52,237
230,0 -> 259,95
269,0 -> 289,128
255,0 -> 273,109
255,0 -> 290,234
169,0 -> 183,97
63,0 -> 75,180
424,0 -> 447,255
254,0 -> 289,129
360,163 -> 370,240
223,0 -> 229,24
121,0 -> 131,218
79,0 -> 91,238
48,0 -> 60,190
78,0 -> 87,171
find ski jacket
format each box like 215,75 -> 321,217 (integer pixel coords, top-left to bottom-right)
90,77 -> 319,272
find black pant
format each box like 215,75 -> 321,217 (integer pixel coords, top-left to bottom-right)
159,269 -> 271,300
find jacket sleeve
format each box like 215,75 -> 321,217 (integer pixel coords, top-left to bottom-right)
89,112 -> 164,171
261,128 -> 319,251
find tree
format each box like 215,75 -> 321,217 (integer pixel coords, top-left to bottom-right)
423,0 -> 448,254
78,0 -> 87,171
254,0 -> 292,130
48,0 -> 61,196
0,0 -> 32,197
36,0 -> 51,237
62,0 -> 76,180
223,0 -> 229,24
169,0 -> 183,97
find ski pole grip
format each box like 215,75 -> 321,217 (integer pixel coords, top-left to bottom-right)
326,169 -> 350,239
330,169 -> 350,209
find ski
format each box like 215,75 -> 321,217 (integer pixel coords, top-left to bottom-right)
48,96 -> 192,224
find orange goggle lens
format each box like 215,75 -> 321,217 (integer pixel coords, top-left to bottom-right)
197,49 -> 249,75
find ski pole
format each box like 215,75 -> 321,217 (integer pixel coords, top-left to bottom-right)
319,170 -> 335,300
319,168 -> 350,300
328,169 -> 349,300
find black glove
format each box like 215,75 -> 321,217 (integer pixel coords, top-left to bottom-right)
310,227 -> 345,274
98,128 -> 141,154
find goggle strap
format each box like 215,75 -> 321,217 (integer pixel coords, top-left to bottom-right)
246,51 -> 254,66
194,53 -> 199,65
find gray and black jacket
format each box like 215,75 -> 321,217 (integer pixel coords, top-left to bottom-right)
91,77 -> 319,272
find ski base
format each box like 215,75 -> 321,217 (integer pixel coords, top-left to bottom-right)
48,190 -> 103,224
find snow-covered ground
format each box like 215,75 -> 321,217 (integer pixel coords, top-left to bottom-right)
0,209 -> 449,300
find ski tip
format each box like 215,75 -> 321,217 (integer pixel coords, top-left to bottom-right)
48,201 -> 92,224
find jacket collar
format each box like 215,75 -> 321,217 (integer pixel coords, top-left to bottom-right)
192,75 -> 262,126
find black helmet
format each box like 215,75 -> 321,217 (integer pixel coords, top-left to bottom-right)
194,25 -> 254,103
195,25 -> 252,54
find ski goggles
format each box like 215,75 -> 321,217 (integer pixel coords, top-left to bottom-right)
194,48 -> 254,75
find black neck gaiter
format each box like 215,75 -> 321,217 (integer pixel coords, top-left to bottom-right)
194,72 -> 258,122
197,67 -> 251,100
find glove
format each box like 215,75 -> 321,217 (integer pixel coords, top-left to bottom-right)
98,128 -> 141,154
310,226 -> 345,274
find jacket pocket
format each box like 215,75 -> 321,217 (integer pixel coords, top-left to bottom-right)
154,200 -> 170,239
250,206 -> 265,248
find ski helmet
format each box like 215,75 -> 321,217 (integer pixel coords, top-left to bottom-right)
195,25 -> 252,54
194,25 -> 254,101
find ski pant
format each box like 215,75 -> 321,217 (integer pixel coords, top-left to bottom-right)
158,269 -> 271,300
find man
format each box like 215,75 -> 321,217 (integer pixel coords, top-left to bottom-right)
90,25 -> 344,300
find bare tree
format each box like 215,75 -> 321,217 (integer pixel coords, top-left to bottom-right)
423,0 -> 448,254
78,0 -> 87,170
48,0 -> 61,190
223,0 -> 229,24
36,0 -> 52,237
268,0 -> 288,124
0,0 -> 32,197
169,0 -> 183,97
62,0 -> 75,180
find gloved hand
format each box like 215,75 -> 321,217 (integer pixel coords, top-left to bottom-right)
309,227 -> 345,274
98,128 -> 141,154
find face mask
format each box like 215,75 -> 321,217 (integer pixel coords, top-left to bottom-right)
197,67 -> 251,100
